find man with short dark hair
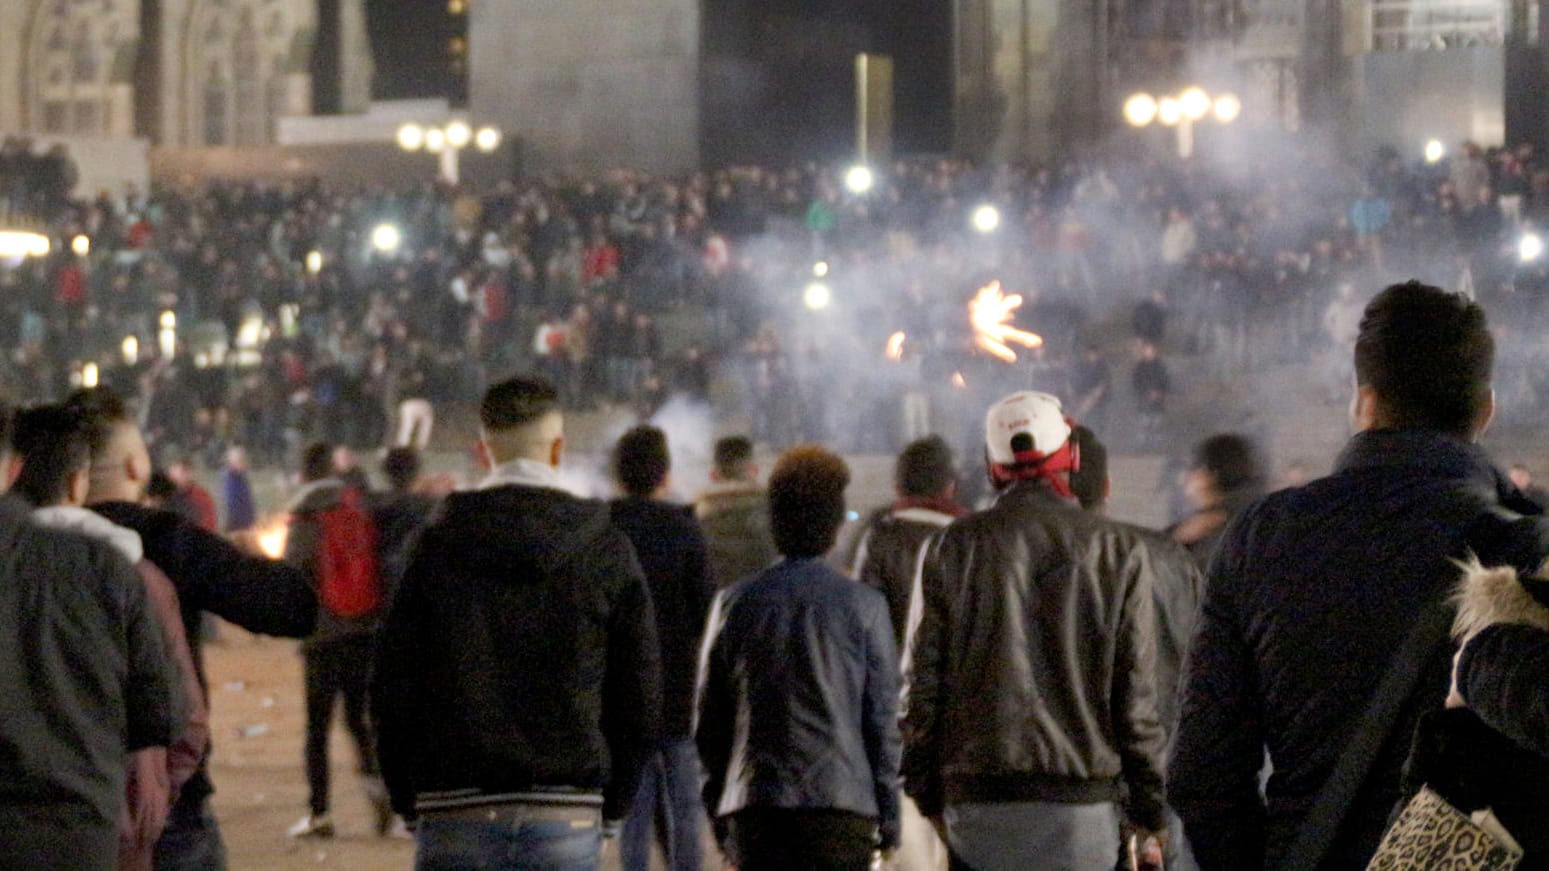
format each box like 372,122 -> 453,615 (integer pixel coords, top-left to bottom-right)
609,425 -> 715,871
0,402 -> 183,870
1169,281 -> 1549,871
68,387 -> 317,871
374,374 -> 662,871
695,435 -> 778,588
903,391 -> 1169,871
697,445 -> 901,871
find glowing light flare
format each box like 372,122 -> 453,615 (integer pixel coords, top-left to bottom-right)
969,280 -> 1044,364
474,126 -> 501,152
885,331 -> 906,361
1520,233 -> 1543,263
305,250 -> 323,274
972,204 -> 1001,233
445,121 -> 472,149
844,165 -> 874,194
121,335 -> 138,365
81,362 -> 99,389
1179,87 -> 1212,121
397,124 -> 425,151
71,234 -> 90,256
804,282 -> 831,310
1425,139 -> 1446,165
0,230 -> 50,258
1157,98 -> 1184,127
813,261 -> 829,277
1213,94 -> 1242,124
256,518 -> 289,560
1123,93 -> 1158,127
424,128 -> 447,154
372,223 -> 402,254
951,372 -> 967,389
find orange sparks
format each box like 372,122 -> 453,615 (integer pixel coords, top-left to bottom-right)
969,280 -> 1043,363
885,331 -> 906,361
256,518 -> 289,560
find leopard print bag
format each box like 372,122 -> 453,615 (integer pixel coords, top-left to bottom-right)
1367,786 -> 1524,870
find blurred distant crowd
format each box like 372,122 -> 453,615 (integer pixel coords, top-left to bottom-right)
5,134 -> 1549,467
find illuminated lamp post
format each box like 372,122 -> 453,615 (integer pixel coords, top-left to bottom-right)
397,121 -> 502,185
1124,87 -> 1240,159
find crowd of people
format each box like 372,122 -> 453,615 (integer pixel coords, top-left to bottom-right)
7,135 -> 1549,470
6,279 -> 1549,871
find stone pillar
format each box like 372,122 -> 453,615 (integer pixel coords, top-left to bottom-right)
0,1 -> 26,132
337,0 -> 372,114
953,0 -> 1101,162
470,0 -> 699,172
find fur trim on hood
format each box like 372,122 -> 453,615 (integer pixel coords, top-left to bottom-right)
1454,557 -> 1549,643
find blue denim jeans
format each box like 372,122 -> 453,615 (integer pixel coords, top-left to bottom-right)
621,739 -> 703,871
415,803 -> 602,871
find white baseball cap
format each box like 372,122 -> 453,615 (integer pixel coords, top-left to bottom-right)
984,391 -> 1072,466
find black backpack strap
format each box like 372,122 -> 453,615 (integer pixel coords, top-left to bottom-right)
1275,601 -> 1453,871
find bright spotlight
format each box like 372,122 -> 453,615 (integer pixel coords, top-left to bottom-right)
813,261 -> 830,278
1520,233 -> 1543,263
305,250 -> 323,275
396,124 -> 425,151
1424,139 -> 1446,165
804,282 -> 832,310
1213,93 -> 1242,124
972,204 -> 1001,234
1123,93 -> 1159,127
372,223 -> 402,254
474,126 -> 502,152
1157,97 -> 1184,127
81,362 -> 99,389
71,234 -> 90,256
0,230 -> 50,258
1179,87 -> 1212,121
844,165 -> 875,194
424,127 -> 447,154
445,121 -> 472,149
121,335 -> 139,366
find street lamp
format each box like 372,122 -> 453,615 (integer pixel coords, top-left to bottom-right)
1125,87 -> 1240,159
396,121 -> 503,185
972,204 -> 1001,234
371,223 -> 402,255
804,281 -> 832,310
1424,139 -> 1446,165
844,165 -> 875,194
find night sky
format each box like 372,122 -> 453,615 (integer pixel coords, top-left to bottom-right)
363,0 -> 950,162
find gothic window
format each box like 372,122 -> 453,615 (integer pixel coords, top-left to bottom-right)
205,64 -> 229,145
72,23 -> 99,83
190,0 -> 302,146
29,0 -> 129,137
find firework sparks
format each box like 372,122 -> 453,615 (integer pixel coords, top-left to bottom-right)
885,331 -> 906,361
256,517 -> 289,560
969,281 -> 1043,363
951,371 -> 967,389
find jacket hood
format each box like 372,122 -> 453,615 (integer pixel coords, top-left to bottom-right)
428,485 -> 615,580
1455,558 -> 1549,643
695,482 -> 765,517
32,505 -> 144,563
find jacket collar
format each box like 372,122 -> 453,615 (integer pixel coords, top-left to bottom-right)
480,458 -> 571,494
1335,429 -> 1534,513
993,476 -> 1075,509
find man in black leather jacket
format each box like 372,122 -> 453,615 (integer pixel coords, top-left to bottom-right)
902,391 -> 1170,871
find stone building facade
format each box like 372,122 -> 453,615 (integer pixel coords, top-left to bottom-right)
0,0 -> 370,147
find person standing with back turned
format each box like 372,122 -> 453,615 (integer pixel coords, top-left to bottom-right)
1169,281 -> 1549,870
374,374 -> 663,871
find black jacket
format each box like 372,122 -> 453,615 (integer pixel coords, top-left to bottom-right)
609,496 -> 715,740
0,496 -> 179,869
696,557 -> 902,849
90,499 -> 316,810
373,484 -> 663,822
901,479 -> 1169,832
851,505 -> 957,649
1168,430 -> 1549,871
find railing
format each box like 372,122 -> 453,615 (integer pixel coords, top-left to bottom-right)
1367,0 -> 1508,51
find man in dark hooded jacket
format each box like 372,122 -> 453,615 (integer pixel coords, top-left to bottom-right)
373,374 -> 662,871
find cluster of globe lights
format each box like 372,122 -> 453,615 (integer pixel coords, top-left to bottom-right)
396,121 -> 502,155
1123,86 -> 1242,129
